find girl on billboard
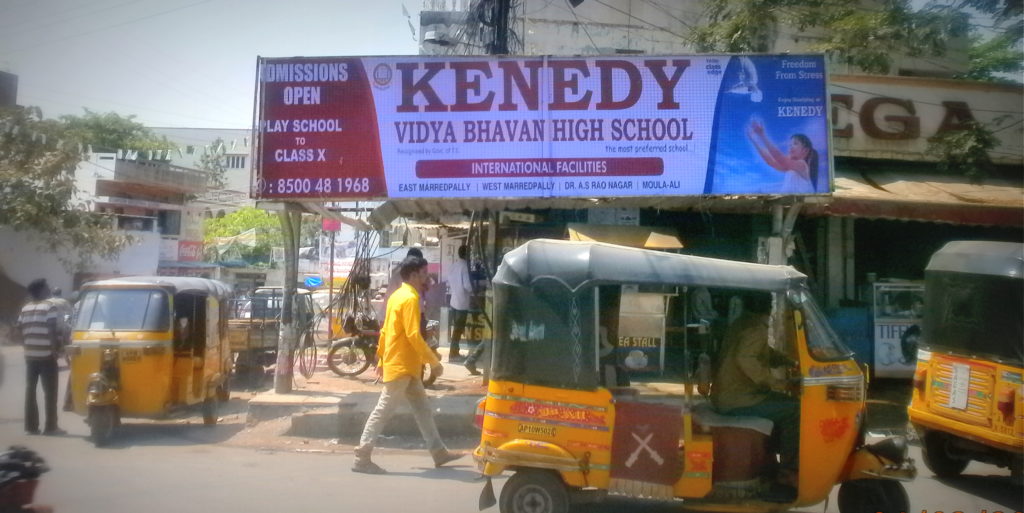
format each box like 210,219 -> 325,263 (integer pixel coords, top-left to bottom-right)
746,119 -> 819,193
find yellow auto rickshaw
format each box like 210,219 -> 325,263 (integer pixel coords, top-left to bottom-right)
908,241 -> 1023,483
474,240 -> 914,513
67,276 -> 233,446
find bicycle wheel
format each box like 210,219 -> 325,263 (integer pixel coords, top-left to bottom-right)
327,339 -> 371,377
294,331 -> 318,379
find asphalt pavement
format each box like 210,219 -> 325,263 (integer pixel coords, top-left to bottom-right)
1,342 -> 1019,513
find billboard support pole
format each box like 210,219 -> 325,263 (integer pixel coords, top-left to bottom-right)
275,205 -> 301,394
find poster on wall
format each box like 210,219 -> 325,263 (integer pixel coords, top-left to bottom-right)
254,54 -> 831,200
873,282 -> 925,378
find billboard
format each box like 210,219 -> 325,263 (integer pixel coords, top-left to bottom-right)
255,55 -> 831,200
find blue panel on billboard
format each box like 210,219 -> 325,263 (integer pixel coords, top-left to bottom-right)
304,276 -> 323,288
706,55 -> 830,194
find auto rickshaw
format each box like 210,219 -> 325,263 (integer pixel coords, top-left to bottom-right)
908,241 -> 1023,483
67,276 -> 233,446
474,239 -> 915,513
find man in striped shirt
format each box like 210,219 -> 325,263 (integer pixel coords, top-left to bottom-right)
16,279 -> 65,436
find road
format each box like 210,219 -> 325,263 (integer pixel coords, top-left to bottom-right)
1,344 -> 1020,513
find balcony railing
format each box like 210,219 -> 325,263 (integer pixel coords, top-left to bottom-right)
113,159 -> 211,193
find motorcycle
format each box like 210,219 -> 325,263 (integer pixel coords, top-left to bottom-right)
0,446 -> 49,512
326,316 -> 442,387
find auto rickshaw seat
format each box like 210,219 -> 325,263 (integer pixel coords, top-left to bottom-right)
692,402 -> 773,485
692,402 -> 773,435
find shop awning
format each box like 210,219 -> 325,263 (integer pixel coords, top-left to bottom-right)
815,170 -> 1024,226
367,171 -> 1021,228
567,223 -> 683,249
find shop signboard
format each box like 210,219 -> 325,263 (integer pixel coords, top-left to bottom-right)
255,54 -> 831,200
617,292 -> 668,373
177,240 -> 204,262
872,282 -> 924,379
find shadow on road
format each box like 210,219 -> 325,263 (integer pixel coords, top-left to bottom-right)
83,397 -> 251,449
94,422 -> 247,449
388,465 -> 482,482
934,474 -> 1024,511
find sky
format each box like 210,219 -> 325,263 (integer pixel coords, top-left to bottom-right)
0,0 -> 423,128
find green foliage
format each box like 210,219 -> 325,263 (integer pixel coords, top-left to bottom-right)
198,137 -> 228,188
0,106 -> 132,269
60,109 -> 170,154
927,120 -> 1001,182
960,31 -> 1024,81
203,206 -> 281,263
690,0 -> 972,74
203,207 -> 323,264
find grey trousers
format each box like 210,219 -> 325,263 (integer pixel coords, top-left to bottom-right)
355,375 -> 446,458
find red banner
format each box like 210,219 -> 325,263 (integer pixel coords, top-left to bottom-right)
610,401 -> 681,485
178,241 -> 204,262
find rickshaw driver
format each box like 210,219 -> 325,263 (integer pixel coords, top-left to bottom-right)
712,293 -> 799,503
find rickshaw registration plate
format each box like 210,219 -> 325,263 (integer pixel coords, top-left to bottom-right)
947,363 -> 970,410
121,349 -> 142,363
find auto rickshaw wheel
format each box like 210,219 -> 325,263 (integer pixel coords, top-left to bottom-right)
921,431 -> 969,477
202,396 -> 219,426
499,470 -> 570,513
88,405 -> 116,448
837,479 -> 909,513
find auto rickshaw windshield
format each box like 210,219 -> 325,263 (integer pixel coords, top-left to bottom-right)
74,289 -> 171,331
789,288 -> 853,362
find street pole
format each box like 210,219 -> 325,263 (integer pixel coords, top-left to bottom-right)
275,206 -> 300,394
328,229 -> 335,341
486,0 -> 511,55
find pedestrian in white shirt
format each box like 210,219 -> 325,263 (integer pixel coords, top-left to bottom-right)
447,245 -> 473,361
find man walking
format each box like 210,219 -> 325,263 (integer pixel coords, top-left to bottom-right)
352,256 -> 463,474
446,245 -> 473,361
16,279 -> 65,436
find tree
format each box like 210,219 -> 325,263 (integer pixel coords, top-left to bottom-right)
203,206 -> 281,264
927,119 -> 1002,182
0,106 -> 132,268
689,0 -> 977,74
960,30 -> 1024,81
60,109 -> 171,155
197,137 -> 228,188
204,206 -> 324,264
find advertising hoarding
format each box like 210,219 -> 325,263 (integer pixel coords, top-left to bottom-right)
255,54 -> 831,200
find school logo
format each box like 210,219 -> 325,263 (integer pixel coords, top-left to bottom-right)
373,63 -> 393,88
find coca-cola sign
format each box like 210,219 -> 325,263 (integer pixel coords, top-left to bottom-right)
178,241 -> 204,262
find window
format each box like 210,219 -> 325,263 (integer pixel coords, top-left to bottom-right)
925,272 -> 1023,365
492,280 -> 598,390
157,210 -> 181,236
789,288 -> 853,362
75,289 -> 170,331
225,155 -> 247,169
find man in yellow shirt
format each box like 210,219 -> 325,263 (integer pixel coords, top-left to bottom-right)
353,256 -> 463,474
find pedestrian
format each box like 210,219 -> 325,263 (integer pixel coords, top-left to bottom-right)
48,288 -> 75,413
15,279 -> 65,436
447,245 -> 473,362
352,256 -> 463,474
